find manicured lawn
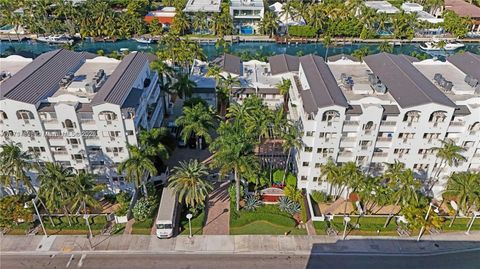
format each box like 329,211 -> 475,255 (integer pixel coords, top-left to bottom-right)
314,216 -> 480,236
42,215 -> 108,235
131,218 -> 154,235
4,223 -> 32,235
230,204 -> 306,235
179,211 -> 205,236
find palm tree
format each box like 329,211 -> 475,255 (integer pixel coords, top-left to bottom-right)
218,74 -> 240,116
379,42 -> 394,53
384,169 -> 421,227
168,160 -> 213,211
352,47 -> 370,62
175,103 -> 217,147
150,60 -> 174,90
210,122 -> 259,211
259,11 -> 280,37
320,158 -> 340,199
280,124 -> 302,185
431,139 -> 467,191
323,35 -> 332,61
171,11 -> 190,35
138,128 -> 172,161
339,162 -> 364,215
169,73 -> 197,99
0,142 -> 34,193
280,0 -> 295,34
118,145 -> 158,198
443,172 -> 480,215
70,172 -> 104,214
38,163 -> 75,226
276,78 -> 292,112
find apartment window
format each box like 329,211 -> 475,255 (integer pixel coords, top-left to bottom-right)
313,177 -> 318,182
307,114 -> 315,120
300,176 -> 307,181
403,110 -> 420,122
429,111 -> 447,122
304,146 -> 313,152
0,110 -> 7,120
306,131 -> 314,137
16,110 -> 34,120
126,130 -> 134,136
315,163 -> 321,168
98,111 -> 117,121
28,147 -> 45,153
302,162 -> 309,167
63,119 -> 76,129
322,110 -> 339,122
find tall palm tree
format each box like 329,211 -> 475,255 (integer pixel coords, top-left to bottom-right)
38,163 -> 75,225
70,172 -> 104,214
276,78 -> 292,112
320,158 -> 340,199
0,142 -> 34,193
340,162 -> 364,215
150,60 -> 174,90
118,145 -> 158,197
384,169 -> 421,227
168,160 -> 213,210
443,171 -> 480,215
206,65 -> 224,80
176,103 -> 217,147
259,11 -> 280,37
431,139 -> 467,191
280,123 -> 302,185
323,35 -> 332,61
379,42 -> 394,53
280,0 -> 295,34
171,11 -> 190,36
352,47 -> 370,62
138,128 -> 172,161
210,122 -> 259,211
169,73 -> 197,99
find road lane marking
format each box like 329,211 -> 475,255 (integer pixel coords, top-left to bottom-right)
77,254 -> 86,268
66,254 -> 74,268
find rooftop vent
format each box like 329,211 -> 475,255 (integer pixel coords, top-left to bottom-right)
434,73 -> 453,92
464,74 -> 479,88
340,73 -> 354,91
0,71 -> 11,82
60,73 -> 74,86
368,73 -> 387,94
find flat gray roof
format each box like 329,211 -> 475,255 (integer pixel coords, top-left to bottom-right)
0,49 -> 85,104
92,52 -> 149,106
447,52 -> 480,81
269,54 -> 299,75
382,105 -> 400,115
213,54 -> 242,75
299,54 -> 348,113
346,105 -> 362,115
364,53 -> 456,108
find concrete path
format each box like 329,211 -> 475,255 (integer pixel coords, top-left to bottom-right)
202,182 -> 230,235
123,219 -> 135,235
1,232 -> 480,256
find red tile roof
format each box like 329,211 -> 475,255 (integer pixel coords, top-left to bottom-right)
445,0 -> 480,18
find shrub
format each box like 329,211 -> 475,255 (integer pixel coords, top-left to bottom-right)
300,199 -> 308,223
244,195 -> 262,211
133,197 -> 157,222
286,174 -> 297,187
278,196 -> 300,215
0,195 -> 33,228
284,186 -> 303,203
289,25 -> 317,38
114,191 -> 131,216
183,97 -> 208,108
273,170 -> 297,187
311,190 -> 328,204
273,170 -> 285,183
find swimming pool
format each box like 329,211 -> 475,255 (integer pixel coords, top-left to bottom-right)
240,26 -> 254,35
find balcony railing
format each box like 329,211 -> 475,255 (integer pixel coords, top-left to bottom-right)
338,152 -> 353,157
53,151 -> 68,155
377,137 -> 392,142
340,137 -> 356,142
344,121 -> 359,126
449,122 -> 465,127
380,121 -> 396,126
373,152 -> 388,157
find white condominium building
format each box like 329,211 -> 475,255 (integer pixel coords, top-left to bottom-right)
230,0 -> 264,34
286,52 -> 479,199
0,49 -> 165,187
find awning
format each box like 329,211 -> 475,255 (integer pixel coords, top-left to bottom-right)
382,105 -> 400,115
453,105 -> 471,116
346,105 -> 363,115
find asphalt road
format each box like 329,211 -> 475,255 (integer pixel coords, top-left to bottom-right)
1,250 -> 479,269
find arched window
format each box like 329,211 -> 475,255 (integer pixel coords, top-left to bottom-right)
429,111 -> 447,123
364,121 -> 374,130
63,119 -> 75,128
99,111 -> 117,121
469,122 -> 480,132
322,110 -> 340,122
403,110 -> 421,122
0,110 -> 7,120
16,110 -> 34,120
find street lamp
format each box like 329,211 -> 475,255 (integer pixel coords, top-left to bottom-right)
186,213 -> 193,238
449,201 -> 459,228
466,211 -> 480,235
29,199 -> 47,236
417,203 -> 439,242
342,216 -> 351,240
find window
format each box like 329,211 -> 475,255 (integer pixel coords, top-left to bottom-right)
63,119 -> 76,129
16,110 -> 34,120
403,110 -> 420,122
126,130 -> 134,136
300,176 -> 307,181
429,111 -> 447,123
302,162 -> 309,167
315,163 -> 321,168
313,177 -> 318,182
306,131 -> 314,137
322,110 -> 340,122
98,111 -> 117,121
0,110 -> 7,120
304,146 -> 313,152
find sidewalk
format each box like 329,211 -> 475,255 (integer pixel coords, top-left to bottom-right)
2,232 -> 479,256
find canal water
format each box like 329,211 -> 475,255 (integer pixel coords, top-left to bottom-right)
1,39 -> 480,60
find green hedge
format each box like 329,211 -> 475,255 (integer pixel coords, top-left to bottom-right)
230,204 -> 296,228
288,25 -> 317,38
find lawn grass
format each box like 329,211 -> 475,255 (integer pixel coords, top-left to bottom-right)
131,218 -> 154,235
41,215 -> 108,235
314,216 -> 480,236
229,203 -> 305,235
179,211 -> 205,236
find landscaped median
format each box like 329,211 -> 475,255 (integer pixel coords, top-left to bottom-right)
230,204 -> 307,235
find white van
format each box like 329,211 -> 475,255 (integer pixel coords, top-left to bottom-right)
155,186 -> 178,238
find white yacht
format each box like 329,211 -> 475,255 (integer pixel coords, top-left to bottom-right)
420,40 -> 465,51
133,37 -> 155,44
37,35 -> 74,45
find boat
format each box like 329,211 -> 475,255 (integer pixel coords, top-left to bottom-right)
420,40 -> 465,51
37,35 -> 74,45
133,37 -> 155,44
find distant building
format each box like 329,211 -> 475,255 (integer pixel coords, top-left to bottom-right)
401,2 -> 443,24
183,0 -> 222,13
444,0 -> 480,33
189,59 -> 218,108
364,1 -> 400,14
269,2 -> 306,31
230,0 -> 265,35
144,7 -> 176,26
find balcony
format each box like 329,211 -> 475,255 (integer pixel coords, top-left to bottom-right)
373,152 -> 388,157
344,121 -> 359,126
53,151 -> 68,155
449,121 -> 465,127
80,119 -> 96,125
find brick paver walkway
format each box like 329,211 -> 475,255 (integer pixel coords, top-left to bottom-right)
202,182 -> 230,235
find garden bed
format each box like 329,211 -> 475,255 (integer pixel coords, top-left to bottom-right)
179,211 -> 205,236
230,204 -> 306,235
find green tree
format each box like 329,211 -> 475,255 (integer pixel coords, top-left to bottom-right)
169,73 -> 197,99
443,10 -> 470,38
280,124 -> 302,185
171,10 -> 190,35
352,47 -> 370,62
148,19 -> 164,36
443,172 -> 480,214
118,145 -> 158,197
0,143 -> 34,194
379,41 -> 394,53
70,172 -> 104,213
259,11 -> 280,37
431,139 -> 467,191
138,128 -> 172,161
320,158 -> 340,199
175,103 -> 217,146
168,159 -> 213,211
